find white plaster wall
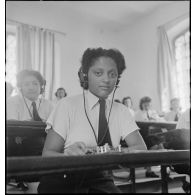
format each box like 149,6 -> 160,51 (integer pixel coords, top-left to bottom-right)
111,1 -> 189,111
6,1 -> 189,110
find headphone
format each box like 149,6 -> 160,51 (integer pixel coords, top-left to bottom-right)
40,79 -> 46,94
17,70 -> 46,95
78,66 -> 120,90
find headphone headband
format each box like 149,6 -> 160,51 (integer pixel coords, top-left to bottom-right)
78,67 -> 88,89
78,66 -> 120,90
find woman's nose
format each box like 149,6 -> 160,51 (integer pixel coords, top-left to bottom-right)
102,74 -> 109,83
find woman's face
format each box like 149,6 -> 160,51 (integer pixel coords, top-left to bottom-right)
88,57 -> 118,99
171,100 -> 180,111
57,89 -> 66,99
142,102 -> 151,111
21,75 -> 41,101
124,99 -> 132,108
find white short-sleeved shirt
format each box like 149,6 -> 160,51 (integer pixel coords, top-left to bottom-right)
176,109 -> 190,130
164,111 -> 181,121
46,91 -> 138,150
7,94 -> 54,122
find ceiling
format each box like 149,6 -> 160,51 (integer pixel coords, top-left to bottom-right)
7,1 -> 176,31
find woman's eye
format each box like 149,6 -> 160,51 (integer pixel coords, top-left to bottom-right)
110,72 -> 117,78
95,72 -> 102,76
32,82 -> 39,87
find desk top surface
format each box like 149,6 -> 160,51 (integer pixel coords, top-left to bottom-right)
6,120 -> 176,129
7,150 -> 190,179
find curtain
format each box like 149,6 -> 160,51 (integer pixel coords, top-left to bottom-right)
17,24 -> 55,100
157,26 -> 177,112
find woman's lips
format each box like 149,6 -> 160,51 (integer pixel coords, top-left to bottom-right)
99,86 -> 110,90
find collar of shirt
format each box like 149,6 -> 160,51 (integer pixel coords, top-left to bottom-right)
86,90 -> 112,111
21,94 -> 41,109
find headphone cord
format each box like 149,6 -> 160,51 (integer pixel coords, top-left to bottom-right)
82,86 -> 117,146
83,89 -> 98,144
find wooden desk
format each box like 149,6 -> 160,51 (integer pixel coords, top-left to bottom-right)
136,121 -> 177,149
136,121 -> 177,131
6,120 -> 46,137
7,150 -> 189,179
6,120 -> 46,156
7,150 -> 190,193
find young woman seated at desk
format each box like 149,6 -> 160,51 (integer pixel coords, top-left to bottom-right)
38,47 -> 147,193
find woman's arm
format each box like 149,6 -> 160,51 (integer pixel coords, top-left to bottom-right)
42,129 -> 87,156
124,129 -> 147,151
42,129 -> 65,156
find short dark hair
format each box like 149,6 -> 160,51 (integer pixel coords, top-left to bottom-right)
16,69 -> 45,88
55,87 -> 67,97
81,47 -> 126,75
122,96 -> 132,105
139,96 -> 152,110
114,99 -> 121,103
78,47 -> 126,89
170,98 -> 180,104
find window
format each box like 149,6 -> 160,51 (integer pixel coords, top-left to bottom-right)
174,30 -> 190,111
6,24 -> 17,96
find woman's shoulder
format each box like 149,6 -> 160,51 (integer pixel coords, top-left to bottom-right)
112,101 -> 126,111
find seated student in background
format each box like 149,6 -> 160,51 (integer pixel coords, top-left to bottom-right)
122,96 -> 135,117
6,69 -> 54,193
135,96 -> 163,122
135,96 -> 163,178
38,47 -> 147,193
173,108 -> 190,193
7,69 -> 53,122
176,108 -> 190,130
164,98 -> 182,121
52,87 -> 67,106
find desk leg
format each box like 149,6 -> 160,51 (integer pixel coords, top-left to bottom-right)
129,168 -> 136,193
161,165 -> 168,193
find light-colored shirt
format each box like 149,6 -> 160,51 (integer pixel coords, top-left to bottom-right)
128,108 -> 135,118
7,94 -> 54,122
135,109 -> 164,122
164,111 -> 181,121
46,90 -> 138,150
176,108 -> 190,130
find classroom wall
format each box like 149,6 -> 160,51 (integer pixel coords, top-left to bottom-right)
6,1 -> 189,111
111,1 -> 189,111
6,3 -> 123,99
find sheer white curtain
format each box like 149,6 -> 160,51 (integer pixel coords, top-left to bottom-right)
157,26 -> 177,112
17,24 -> 55,100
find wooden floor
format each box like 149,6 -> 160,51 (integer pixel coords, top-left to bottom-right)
7,166 -> 187,194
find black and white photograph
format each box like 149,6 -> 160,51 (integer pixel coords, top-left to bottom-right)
5,1 -> 190,194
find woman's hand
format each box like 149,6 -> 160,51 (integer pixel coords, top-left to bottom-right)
64,142 -> 87,156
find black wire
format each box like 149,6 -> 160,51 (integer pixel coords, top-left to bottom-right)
82,86 -> 117,146
75,86 -> 118,192
83,89 -> 98,144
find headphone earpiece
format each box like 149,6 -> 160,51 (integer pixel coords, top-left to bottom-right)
40,79 -> 46,94
115,76 -> 120,88
78,67 -> 88,89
